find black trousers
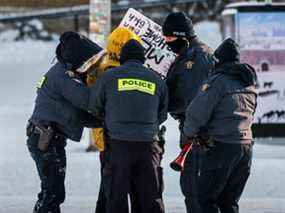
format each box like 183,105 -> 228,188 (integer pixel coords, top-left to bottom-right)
95,152 -> 142,213
27,132 -> 66,213
181,142 -> 252,213
103,138 -> 165,213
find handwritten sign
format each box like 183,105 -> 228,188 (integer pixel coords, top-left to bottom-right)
120,8 -> 176,78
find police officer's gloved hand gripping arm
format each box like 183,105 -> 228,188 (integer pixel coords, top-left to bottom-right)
52,65 -> 102,128
57,70 -> 90,109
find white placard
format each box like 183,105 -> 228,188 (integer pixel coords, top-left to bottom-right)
120,8 -> 176,78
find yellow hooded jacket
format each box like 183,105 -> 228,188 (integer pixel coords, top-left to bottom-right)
87,27 -> 142,151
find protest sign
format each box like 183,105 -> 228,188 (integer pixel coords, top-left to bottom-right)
120,8 -> 176,78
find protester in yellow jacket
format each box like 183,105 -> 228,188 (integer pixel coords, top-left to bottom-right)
86,27 -> 142,152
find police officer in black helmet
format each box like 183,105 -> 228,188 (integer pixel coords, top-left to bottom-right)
162,12 -> 214,212
26,31 -> 102,213
182,38 -> 257,213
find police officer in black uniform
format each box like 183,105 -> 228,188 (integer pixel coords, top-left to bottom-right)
89,39 -> 168,213
162,12 -> 214,211
182,38 -> 257,213
26,31 -> 102,213
162,12 -> 214,122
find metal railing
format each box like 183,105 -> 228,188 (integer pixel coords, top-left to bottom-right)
0,0 -> 206,23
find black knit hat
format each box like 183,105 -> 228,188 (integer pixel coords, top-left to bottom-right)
56,31 -> 102,69
214,38 -> 240,64
162,12 -> 195,39
120,39 -> 146,64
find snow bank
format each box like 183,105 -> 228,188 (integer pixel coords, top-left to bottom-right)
0,19 -> 58,42
0,36 -> 57,108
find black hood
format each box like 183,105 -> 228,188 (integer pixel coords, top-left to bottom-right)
120,39 -> 146,64
214,38 -> 240,66
56,31 -> 102,70
215,62 -> 258,87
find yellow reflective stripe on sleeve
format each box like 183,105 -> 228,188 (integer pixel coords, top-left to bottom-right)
36,76 -> 47,89
118,78 -> 156,95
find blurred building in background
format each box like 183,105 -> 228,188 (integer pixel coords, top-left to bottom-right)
0,0 -> 88,8
1,0 -> 284,41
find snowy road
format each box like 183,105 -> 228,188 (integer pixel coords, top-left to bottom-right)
1,112 -> 285,213
1,25 -> 285,212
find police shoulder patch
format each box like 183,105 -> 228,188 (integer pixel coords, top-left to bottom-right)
36,76 -> 47,89
185,61 -> 194,70
201,83 -> 210,92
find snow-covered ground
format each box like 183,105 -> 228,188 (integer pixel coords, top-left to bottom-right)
1,22 -> 285,213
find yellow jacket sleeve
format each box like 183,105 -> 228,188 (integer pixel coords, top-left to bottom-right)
90,128 -> 105,151
87,66 -> 105,151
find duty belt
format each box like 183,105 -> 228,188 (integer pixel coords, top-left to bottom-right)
26,121 -> 66,141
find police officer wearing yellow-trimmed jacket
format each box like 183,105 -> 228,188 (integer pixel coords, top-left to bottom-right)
88,39 -> 168,213
26,31 -> 102,213
85,27 -> 144,213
